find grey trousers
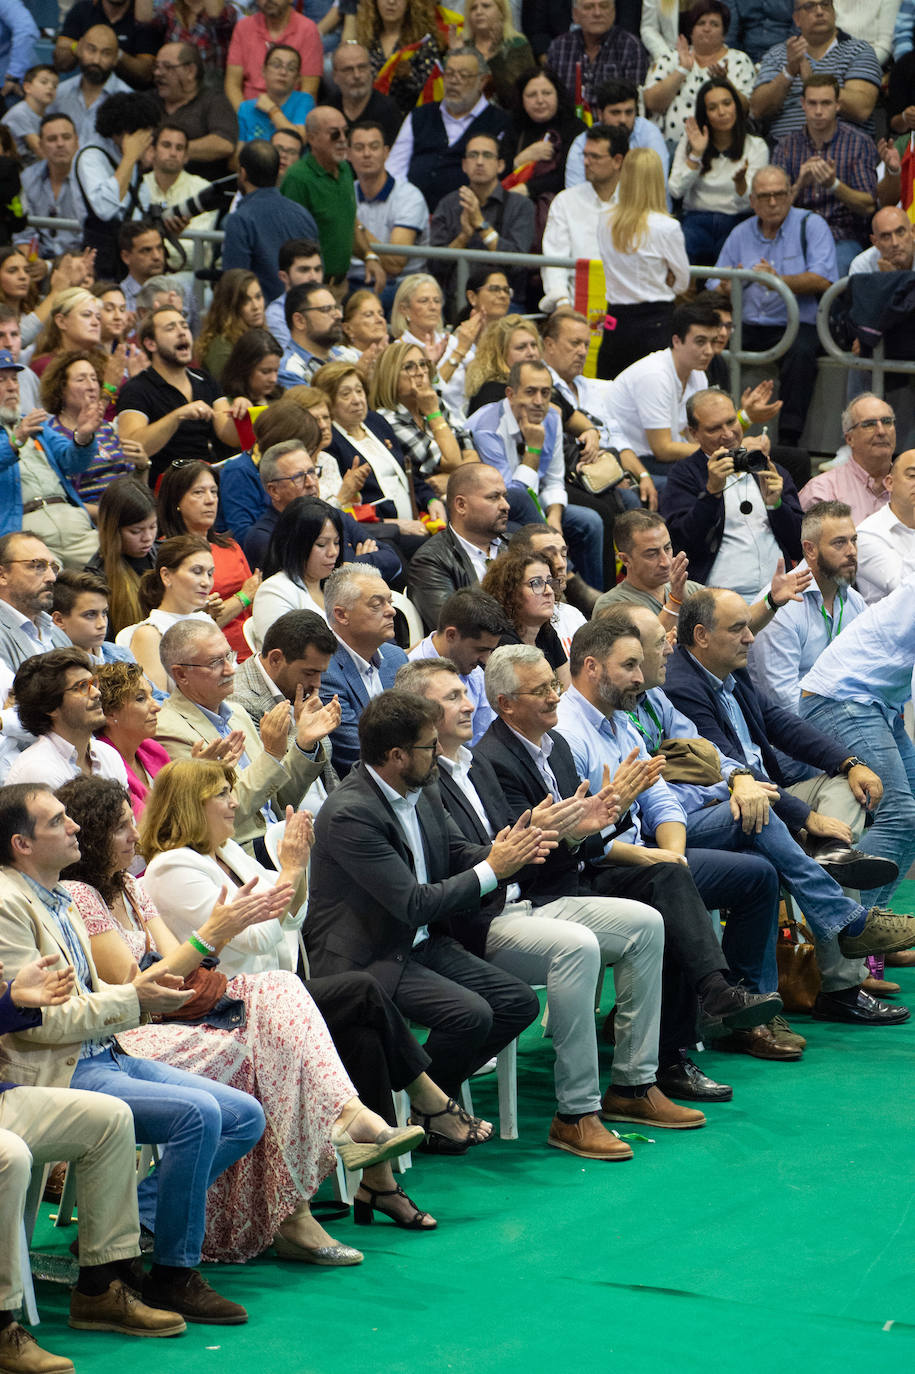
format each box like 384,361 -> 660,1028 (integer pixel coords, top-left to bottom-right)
786,773 -> 868,992
484,895 -> 664,1114
0,1086 -> 141,1308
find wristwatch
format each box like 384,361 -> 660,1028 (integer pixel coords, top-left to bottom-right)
839,756 -> 867,777
727,767 -> 755,791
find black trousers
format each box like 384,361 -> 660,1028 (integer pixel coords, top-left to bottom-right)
596,300 -> 674,380
393,935 -> 540,1099
305,972 -> 431,1126
741,322 -> 820,445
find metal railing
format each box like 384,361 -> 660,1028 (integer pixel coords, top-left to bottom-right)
817,274 -> 915,398
26,216 -> 800,395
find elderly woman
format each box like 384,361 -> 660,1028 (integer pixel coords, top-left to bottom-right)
60,771 -> 437,1260
642,0 -> 754,147
391,272 -> 485,398
482,549 -> 570,686
338,289 -> 390,378
371,340 -> 478,491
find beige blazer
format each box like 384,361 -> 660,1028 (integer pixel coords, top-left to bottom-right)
0,867 -> 140,1087
154,689 -> 323,851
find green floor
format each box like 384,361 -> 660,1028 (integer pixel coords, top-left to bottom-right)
25,882 -> 915,1374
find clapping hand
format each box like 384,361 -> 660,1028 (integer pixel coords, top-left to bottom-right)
2,955 -> 76,1009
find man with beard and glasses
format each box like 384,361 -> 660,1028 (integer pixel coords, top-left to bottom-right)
116,306 -> 252,487
305,688 -> 544,1103
0,534 -> 70,672
749,501 -> 866,704
50,24 -> 129,145
277,282 -> 347,390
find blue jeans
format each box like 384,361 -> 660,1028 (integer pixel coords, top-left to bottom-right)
835,239 -> 866,275
560,503 -> 604,590
798,697 -> 915,909
71,1048 -> 265,1267
683,210 -> 744,267
685,846 -> 780,994
687,801 -> 864,947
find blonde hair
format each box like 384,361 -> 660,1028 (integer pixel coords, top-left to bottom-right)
464,314 -> 540,397
31,288 -> 98,358
139,759 -> 237,861
390,273 -> 443,339
466,0 -> 521,43
605,147 -> 671,254
369,339 -> 431,411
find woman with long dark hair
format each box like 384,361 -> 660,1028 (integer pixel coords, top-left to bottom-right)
252,496 -> 344,646
220,327 -> 283,406
196,270 -> 266,382
130,534 -> 218,690
669,77 -> 768,264
86,476 -> 158,634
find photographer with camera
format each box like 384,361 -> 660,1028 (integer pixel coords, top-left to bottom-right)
660,387 -> 803,601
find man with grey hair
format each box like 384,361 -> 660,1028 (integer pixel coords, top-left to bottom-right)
318,565 -> 408,776
154,619 -> 338,855
399,653 -> 700,1155
386,46 -> 513,210
798,392 -> 895,524
328,41 -> 401,143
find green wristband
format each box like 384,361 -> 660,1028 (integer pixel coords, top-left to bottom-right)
187,931 -> 214,956
237,592 -> 251,608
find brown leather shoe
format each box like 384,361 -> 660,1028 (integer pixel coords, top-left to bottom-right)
547,1112 -> 633,1160
68,1279 -> 186,1337
141,1269 -> 247,1325
718,1024 -> 803,1060
884,949 -> 915,968
862,975 -> 901,996
0,1323 -> 73,1374
600,1085 -> 706,1130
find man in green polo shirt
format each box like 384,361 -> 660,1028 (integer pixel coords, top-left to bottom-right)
281,105 -> 384,296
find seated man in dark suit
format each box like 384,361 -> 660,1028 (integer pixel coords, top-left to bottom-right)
319,564 -> 408,776
407,464 -> 510,631
664,588 -> 915,976
480,637 -> 784,1103
305,689 -> 544,1106
397,656 -> 705,1154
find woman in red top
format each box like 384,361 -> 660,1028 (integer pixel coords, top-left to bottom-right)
156,459 -> 261,659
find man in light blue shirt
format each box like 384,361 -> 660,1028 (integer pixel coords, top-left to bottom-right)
264,237 -> 323,350
800,572 -> 915,915
749,500 -> 866,707
0,0 -> 38,96
564,78 -> 669,189
405,588 -> 504,745
51,25 -> 130,146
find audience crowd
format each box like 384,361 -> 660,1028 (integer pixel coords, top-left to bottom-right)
3,0 -> 915,1370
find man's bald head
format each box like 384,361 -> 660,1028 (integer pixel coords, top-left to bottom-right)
870,206 -> 915,270
446,463 -> 510,542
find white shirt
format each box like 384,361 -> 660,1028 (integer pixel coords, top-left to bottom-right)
251,572 -> 326,649
565,117 -> 670,188
335,421 -> 412,520
386,95 -> 491,182
437,747 -> 520,901
855,503 -> 915,604
668,134 -> 769,215
848,245 -> 882,275
451,525 -> 501,583
548,367 -> 619,450
540,181 -> 617,311
706,471 -> 784,602
6,732 -> 129,789
604,349 -> 706,456
597,209 -> 690,306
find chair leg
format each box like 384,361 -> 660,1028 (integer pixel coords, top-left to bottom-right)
460,1080 -> 474,1117
392,1089 -> 412,1174
53,1163 -> 77,1228
496,1040 -> 518,1141
19,1166 -> 48,1327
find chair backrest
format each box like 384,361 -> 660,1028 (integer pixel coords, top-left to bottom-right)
115,623 -> 139,648
391,590 -> 423,651
243,616 -> 258,654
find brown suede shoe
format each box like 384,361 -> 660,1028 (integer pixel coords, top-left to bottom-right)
547,1112 -> 633,1160
769,1015 -> 807,1050
0,1323 -> 73,1374
862,975 -> 902,996
68,1280 -> 186,1337
600,1085 -> 706,1130
718,1024 -> 803,1061
141,1269 -> 247,1325
884,949 -> 915,968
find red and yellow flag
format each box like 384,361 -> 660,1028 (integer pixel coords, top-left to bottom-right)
900,133 -> 915,226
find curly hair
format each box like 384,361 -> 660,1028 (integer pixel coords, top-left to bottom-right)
139,759 -> 237,862
464,315 -> 540,398
355,0 -> 441,49
96,659 -> 146,717
196,269 -> 261,361
39,348 -> 105,417
57,776 -> 133,905
481,550 -> 553,637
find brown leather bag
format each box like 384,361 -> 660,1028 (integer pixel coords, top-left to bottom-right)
657,737 -> 723,786
776,915 -> 821,1013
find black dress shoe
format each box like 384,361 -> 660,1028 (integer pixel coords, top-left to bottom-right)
655,1056 -> 733,1102
812,988 -> 911,1025
698,983 -> 783,1039
812,846 -> 899,891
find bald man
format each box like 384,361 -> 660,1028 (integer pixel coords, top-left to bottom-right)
50,25 -> 130,145
849,206 -> 915,275
407,465 -> 511,630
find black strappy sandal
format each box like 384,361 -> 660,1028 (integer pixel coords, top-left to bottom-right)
352,1184 -> 437,1230
408,1097 -> 491,1154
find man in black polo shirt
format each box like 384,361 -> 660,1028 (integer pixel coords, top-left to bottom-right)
116,306 -> 250,485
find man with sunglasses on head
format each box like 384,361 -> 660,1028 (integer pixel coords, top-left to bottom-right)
5,648 -> 128,790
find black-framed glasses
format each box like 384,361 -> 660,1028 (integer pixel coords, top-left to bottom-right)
303,304 -> 342,316
269,467 -> 321,484
410,739 -> 439,752
847,415 -> 895,431
525,575 -> 560,594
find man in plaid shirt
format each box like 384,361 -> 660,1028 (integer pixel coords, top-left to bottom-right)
772,73 -> 878,276
547,0 -> 647,112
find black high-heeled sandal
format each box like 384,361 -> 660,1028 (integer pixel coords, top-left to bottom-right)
407,1097 -> 490,1154
352,1184 -> 437,1230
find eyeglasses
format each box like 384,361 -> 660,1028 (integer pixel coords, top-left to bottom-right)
795,0 -> 832,11
175,651 -> 237,672
303,304 -> 342,316
481,283 -> 511,294
326,127 -> 347,142
65,676 -> 100,697
847,415 -> 896,431
4,558 -> 62,576
409,739 -> 439,752
514,679 -> 561,699
445,68 -> 481,83
270,467 -> 320,484
265,59 -> 301,71
401,361 -> 429,375
753,190 -> 789,201
524,575 -> 560,594
337,62 -> 371,75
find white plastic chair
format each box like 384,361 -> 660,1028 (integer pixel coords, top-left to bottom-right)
242,616 -> 259,654
460,1040 -> 519,1141
391,590 -> 424,650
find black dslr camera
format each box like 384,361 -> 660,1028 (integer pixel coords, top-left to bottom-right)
728,446 -> 767,474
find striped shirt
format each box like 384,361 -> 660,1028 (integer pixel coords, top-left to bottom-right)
754,37 -> 882,139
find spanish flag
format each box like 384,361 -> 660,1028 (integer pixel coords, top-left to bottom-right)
900,133 -> 915,226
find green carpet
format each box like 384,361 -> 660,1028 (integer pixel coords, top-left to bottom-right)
25,882 -> 915,1374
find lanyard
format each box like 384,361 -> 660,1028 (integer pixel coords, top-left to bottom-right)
625,698 -> 663,754
820,592 -> 844,644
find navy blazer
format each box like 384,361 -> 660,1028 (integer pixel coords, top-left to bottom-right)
305,763 -> 491,993
437,755 -> 511,956
663,644 -> 849,831
326,411 -> 438,518
659,446 -> 803,584
318,638 -> 408,776
473,715 -> 596,905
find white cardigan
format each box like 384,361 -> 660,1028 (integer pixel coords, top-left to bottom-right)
142,840 -> 305,978
668,133 -> 769,214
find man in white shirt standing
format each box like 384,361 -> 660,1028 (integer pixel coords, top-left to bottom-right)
540,122 -> 628,313
6,647 -> 128,789
856,450 -> 915,603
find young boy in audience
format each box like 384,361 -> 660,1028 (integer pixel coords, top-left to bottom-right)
1,65 -> 59,161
